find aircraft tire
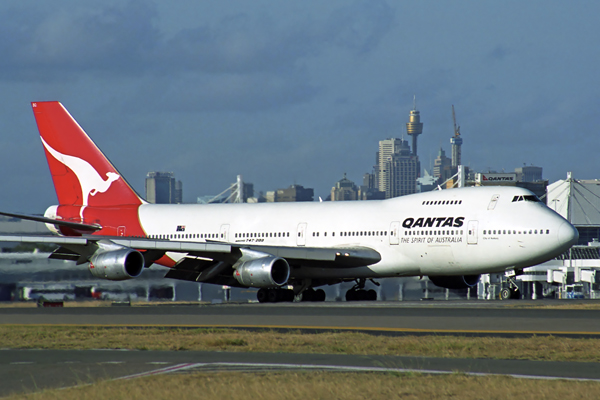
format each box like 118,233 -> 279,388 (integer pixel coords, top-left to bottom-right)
301,288 -> 315,302
346,289 -> 364,301
499,288 -> 511,300
315,289 -> 326,302
267,289 -> 279,303
510,288 -> 521,300
257,288 -> 269,303
345,289 -> 355,301
367,289 -> 377,301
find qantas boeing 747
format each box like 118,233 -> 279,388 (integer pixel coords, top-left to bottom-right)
0,102 -> 579,302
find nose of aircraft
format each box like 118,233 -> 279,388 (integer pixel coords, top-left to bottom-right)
558,221 -> 579,248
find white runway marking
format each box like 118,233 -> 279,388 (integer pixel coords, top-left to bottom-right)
112,362 -> 600,383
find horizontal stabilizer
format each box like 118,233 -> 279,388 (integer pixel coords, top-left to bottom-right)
0,211 -> 101,232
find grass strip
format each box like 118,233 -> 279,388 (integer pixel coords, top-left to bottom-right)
2,325 -> 600,362
7,371 -> 600,400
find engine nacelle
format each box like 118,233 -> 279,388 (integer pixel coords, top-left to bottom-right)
89,248 -> 144,281
233,252 -> 290,288
428,275 -> 480,290
44,205 -> 61,235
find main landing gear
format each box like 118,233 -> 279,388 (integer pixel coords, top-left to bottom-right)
257,288 -> 295,303
499,270 -> 522,300
300,287 -> 326,302
345,279 -> 379,301
256,286 -> 326,303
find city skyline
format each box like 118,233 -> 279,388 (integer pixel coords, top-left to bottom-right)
0,1 -> 598,213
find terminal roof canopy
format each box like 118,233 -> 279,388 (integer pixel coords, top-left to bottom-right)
547,175 -> 600,226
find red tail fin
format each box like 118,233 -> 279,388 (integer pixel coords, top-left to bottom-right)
31,101 -> 143,210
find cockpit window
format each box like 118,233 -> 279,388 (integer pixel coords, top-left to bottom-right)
512,195 -> 541,203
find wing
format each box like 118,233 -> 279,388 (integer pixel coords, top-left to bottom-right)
0,234 -> 381,286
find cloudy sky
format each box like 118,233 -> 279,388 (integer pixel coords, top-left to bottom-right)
1,0 -> 599,213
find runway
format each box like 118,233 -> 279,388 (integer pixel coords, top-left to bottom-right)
3,349 -> 600,396
2,301 -> 600,336
3,301 -> 600,395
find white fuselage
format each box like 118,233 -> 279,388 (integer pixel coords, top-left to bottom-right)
137,186 -> 578,279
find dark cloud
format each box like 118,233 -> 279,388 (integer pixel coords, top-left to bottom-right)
0,1 -> 394,77
0,1 -> 159,81
325,0 -> 395,54
0,1 -> 395,114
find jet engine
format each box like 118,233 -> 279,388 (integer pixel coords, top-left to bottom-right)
88,247 -> 145,281
233,250 -> 290,288
428,275 -> 480,290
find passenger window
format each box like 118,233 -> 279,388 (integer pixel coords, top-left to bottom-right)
546,229 -> 550,234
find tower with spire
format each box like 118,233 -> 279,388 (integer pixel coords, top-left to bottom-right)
406,95 -> 423,157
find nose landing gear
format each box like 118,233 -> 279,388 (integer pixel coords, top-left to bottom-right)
345,278 -> 379,301
499,270 -> 522,300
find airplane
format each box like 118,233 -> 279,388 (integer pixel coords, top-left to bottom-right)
0,101 -> 579,302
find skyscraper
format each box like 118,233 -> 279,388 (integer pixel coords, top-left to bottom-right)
433,148 -> 453,184
377,138 -> 419,198
145,172 -> 182,204
330,174 -> 359,201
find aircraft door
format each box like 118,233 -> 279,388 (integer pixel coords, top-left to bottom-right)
488,194 -> 500,210
297,223 -> 307,246
467,220 -> 478,245
389,221 -> 400,245
220,224 -> 230,242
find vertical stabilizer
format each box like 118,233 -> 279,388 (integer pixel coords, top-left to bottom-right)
31,102 -> 143,216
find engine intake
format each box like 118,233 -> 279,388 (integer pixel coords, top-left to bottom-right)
89,248 -> 144,281
233,253 -> 290,288
428,275 -> 480,290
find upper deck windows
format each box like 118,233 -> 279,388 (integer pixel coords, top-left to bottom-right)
512,195 -> 541,203
422,200 -> 463,205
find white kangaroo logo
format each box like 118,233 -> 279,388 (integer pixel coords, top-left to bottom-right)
41,137 -> 120,219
